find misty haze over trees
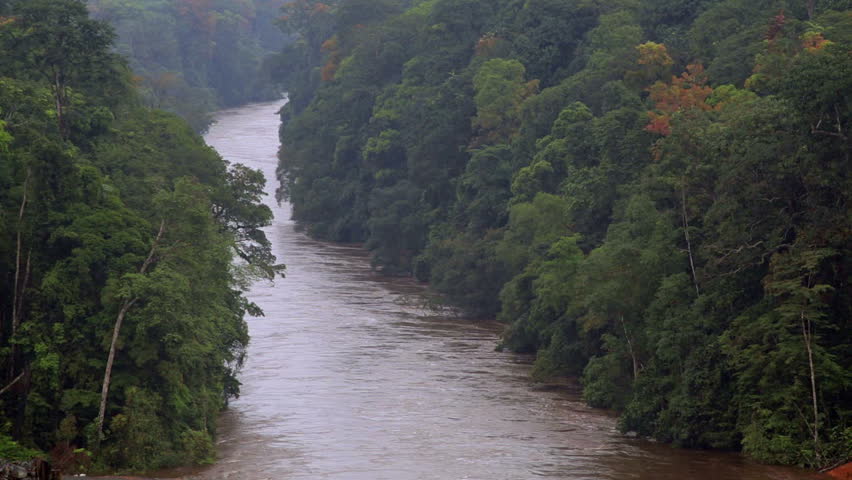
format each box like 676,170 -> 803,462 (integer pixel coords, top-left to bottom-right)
0,0 -> 848,475
88,0 -> 288,130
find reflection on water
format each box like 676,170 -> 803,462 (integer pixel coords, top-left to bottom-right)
190,101 -> 826,480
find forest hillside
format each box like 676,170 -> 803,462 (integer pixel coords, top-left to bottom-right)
0,0 -> 283,471
275,0 -> 852,468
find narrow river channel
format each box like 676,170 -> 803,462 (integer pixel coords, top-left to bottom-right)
194,100 -> 826,480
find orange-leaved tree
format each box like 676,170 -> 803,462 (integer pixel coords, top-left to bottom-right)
645,64 -> 714,136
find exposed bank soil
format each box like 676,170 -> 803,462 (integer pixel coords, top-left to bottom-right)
61,466 -> 206,480
62,477 -> 165,480
827,463 -> 852,480
61,476 -> 193,480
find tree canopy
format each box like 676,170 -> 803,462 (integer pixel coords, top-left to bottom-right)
275,0 -> 852,468
0,0 -> 282,471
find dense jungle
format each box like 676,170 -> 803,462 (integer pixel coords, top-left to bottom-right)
0,0 -> 283,471
275,0 -> 852,470
0,0 -> 849,475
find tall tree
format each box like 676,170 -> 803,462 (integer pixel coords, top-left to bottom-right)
0,0 -> 119,138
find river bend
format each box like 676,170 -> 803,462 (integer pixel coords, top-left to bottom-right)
193,100 -> 824,480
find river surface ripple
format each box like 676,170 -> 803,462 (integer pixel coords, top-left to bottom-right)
193,100 -> 825,480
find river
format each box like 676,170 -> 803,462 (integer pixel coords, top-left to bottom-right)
193,100 -> 826,480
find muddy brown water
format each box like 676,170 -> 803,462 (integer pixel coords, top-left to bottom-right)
154,100 -> 827,480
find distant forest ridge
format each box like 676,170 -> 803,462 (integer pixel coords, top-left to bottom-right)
87,0 -> 290,130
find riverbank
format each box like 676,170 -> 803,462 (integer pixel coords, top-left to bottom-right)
186,101 -> 835,480
62,477 -> 168,480
828,463 -> 852,480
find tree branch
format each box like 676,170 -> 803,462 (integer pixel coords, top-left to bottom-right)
681,183 -> 700,296
0,371 -> 25,397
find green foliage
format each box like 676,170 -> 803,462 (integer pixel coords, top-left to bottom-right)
0,430 -> 42,462
472,58 -> 536,142
0,0 -> 128,139
274,0 -> 852,469
0,0 -> 281,471
0,120 -> 11,150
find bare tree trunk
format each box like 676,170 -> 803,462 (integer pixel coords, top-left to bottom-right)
801,310 -> 820,462
94,220 -> 166,446
0,371 -> 24,397
11,171 -> 29,336
681,184 -> 700,296
53,70 -> 66,138
807,0 -> 816,19
9,249 -> 32,381
13,249 -> 31,337
94,295 -> 137,446
620,315 -> 640,381
9,171 -> 30,382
